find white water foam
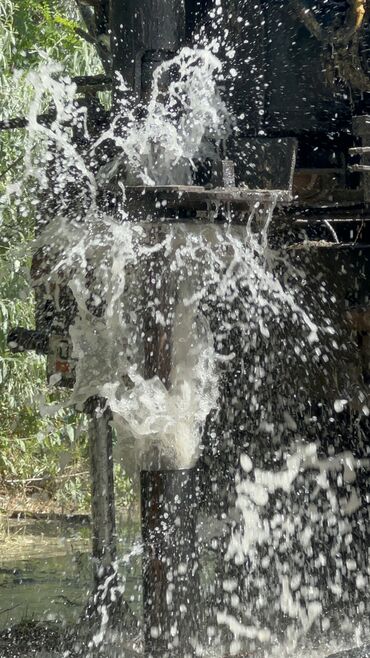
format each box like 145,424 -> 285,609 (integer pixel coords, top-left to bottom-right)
2,34 -> 369,658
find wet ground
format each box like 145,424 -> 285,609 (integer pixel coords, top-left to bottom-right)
0,514 -> 368,658
0,512 -> 141,631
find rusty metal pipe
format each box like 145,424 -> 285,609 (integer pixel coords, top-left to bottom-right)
141,468 -> 199,658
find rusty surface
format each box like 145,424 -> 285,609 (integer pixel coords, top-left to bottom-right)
141,469 -> 199,657
126,184 -> 291,216
347,306 -> 370,331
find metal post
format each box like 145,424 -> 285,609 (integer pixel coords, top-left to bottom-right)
109,2 -> 199,652
140,236 -> 199,657
86,397 -> 117,593
110,0 -> 185,94
141,468 -> 199,658
82,399 -> 142,650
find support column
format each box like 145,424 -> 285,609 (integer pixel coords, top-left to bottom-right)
141,468 -> 199,658
110,0 -> 185,94
86,397 -> 117,592
140,235 -> 199,657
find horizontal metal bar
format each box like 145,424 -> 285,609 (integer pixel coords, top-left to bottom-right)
7,327 -> 48,354
349,147 -> 370,154
0,76 -> 111,131
0,113 -> 51,131
348,164 -> 370,172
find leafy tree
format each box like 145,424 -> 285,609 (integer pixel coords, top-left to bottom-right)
0,1 -> 102,500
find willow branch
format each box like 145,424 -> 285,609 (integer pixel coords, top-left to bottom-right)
76,1 -> 111,74
0,153 -> 26,179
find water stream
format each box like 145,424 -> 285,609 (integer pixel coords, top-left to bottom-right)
0,26 -> 369,658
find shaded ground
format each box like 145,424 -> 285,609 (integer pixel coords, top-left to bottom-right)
0,620 -> 369,658
0,611 -> 142,658
0,621 -> 64,658
0,509 -> 141,654
0,489 -> 89,519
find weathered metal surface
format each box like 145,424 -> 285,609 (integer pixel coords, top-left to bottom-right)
264,0 -> 352,133
209,0 -> 266,132
86,398 -> 117,589
351,116 -> 370,203
110,0 -> 185,94
124,184 -> 291,222
324,646 -> 370,658
46,335 -> 76,386
143,227 -> 173,390
184,0 -> 212,40
349,164 -> 370,172
350,147 -> 370,155
141,469 -> 199,658
294,243 -> 370,311
229,137 -> 297,191
140,231 -> 199,657
210,159 -> 236,188
7,330 -> 76,386
286,242 -> 370,401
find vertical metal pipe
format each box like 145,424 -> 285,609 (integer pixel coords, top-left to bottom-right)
86,397 -> 117,591
139,237 -> 199,656
141,468 -> 199,658
109,2 -> 198,650
110,0 -> 185,94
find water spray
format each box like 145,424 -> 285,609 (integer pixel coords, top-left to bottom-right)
3,1 -> 370,657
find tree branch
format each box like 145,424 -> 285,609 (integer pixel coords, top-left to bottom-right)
76,1 -> 111,74
0,153 -> 27,179
75,26 -> 97,46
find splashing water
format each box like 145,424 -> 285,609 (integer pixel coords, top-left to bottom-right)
97,47 -> 230,186
1,38 -> 369,658
24,49 -> 231,472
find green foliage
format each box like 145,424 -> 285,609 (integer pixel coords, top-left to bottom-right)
0,0 -> 118,508
4,1 -> 96,73
55,473 -> 91,512
54,463 -> 135,513
114,464 -> 135,507
12,1 -> 79,66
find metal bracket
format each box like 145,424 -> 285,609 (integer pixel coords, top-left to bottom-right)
7,328 -> 76,387
350,116 -> 370,203
47,335 -> 76,386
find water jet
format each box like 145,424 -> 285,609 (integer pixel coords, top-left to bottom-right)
3,1 -> 370,657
